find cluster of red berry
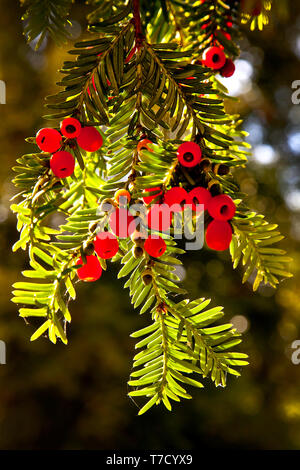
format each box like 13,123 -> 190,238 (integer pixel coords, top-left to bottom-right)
141,139 -> 236,247
143,186 -> 236,251
202,46 -> 235,78
198,1 -> 236,77
198,0 -> 263,77
139,140 -> 236,250
76,231 -> 119,282
206,194 -> 235,250
75,187 -> 168,282
75,138 -> 236,281
111,190 -> 167,258
36,118 -> 103,178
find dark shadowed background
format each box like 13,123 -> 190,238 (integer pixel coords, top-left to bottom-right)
0,0 -> 299,450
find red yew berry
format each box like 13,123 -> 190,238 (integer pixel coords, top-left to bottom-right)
60,117 -> 81,138
177,142 -> 202,168
76,255 -> 102,281
137,139 -> 153,152
147,204 -> 172,231
144,235 -> 167,258
36,128 -> 62,153
220,59 -> 235,78
205,220 -> 232,251
164,187 -> 188,212
142,187 -> 163,205
94,232 -> 119,259
77,126 -> 103,152
187,187 -> 212,212
114,189 -> 131,205
203,47 -> 226,70
207,194 -> 236,221
109,208 -> 136,238
50,151 -> 75,178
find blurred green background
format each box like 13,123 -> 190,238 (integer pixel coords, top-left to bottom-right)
0,0 -> 299,450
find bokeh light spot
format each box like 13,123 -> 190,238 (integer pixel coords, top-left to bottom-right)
230,315 -> 249,333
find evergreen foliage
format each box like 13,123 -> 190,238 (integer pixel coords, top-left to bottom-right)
12,0 -> 292,413
21,0 -> 73,48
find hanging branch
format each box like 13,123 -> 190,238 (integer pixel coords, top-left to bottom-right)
11,0 -> 291,414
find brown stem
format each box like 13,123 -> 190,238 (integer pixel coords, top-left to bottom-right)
166,0 -> 185,47
127,0 -> 144,187
133,0 -> 144,49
